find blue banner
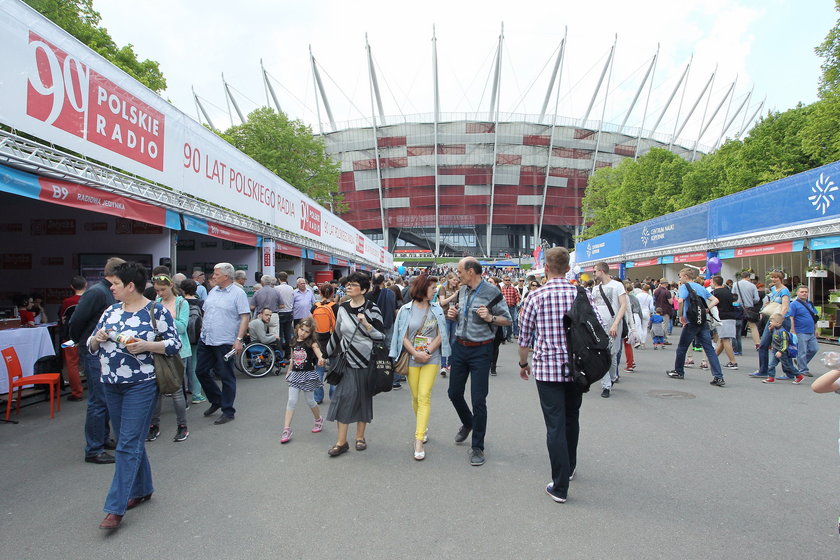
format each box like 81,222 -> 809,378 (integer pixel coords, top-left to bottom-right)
183,215 -> 208,235
710,161 -> 840,239
0,164 -> 41,199
578,230 -> 622,262
810,235 -> 840,251
622,204 -> 710,254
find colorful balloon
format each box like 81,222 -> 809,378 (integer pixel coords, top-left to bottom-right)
707,257 -> 722,275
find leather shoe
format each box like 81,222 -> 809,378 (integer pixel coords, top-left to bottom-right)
454,425 -> 472,444
126,493 -> 152,510
99,513 -> 123,530
203,404 -> 221,417
67,394 -> 84,401
214,415 -> 235,425
104,438 -> 117,450
85,452 -> 115,464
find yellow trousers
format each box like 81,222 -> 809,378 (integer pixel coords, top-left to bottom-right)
407,363 -> 439,440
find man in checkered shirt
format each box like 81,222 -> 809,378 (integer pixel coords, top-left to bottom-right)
518,246 -> 601,504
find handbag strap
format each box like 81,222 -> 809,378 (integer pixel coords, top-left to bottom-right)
599,285 -> 616,318
147,302 -> 163,341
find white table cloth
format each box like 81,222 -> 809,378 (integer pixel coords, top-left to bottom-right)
0,326 -> 56,393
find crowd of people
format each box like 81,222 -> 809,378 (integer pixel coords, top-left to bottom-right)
49,252 -> 830,529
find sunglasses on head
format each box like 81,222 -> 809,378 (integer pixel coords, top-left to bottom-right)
153,275 -> 172,284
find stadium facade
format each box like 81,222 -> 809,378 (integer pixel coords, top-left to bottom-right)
323,115 -> 706,258
205,29 -> 762,258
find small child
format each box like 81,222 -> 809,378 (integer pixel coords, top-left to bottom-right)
281,318 -> 326,443
649,307 -> 666,350
763,313 -> 803,384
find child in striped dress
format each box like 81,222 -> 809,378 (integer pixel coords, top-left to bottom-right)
281,318 -> 325,443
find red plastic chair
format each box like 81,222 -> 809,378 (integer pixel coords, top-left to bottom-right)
3,347 -> 62,421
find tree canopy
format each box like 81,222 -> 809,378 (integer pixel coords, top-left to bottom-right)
24,0 -> 166,93
580,5 -> 840,240
220,107 -> 345,212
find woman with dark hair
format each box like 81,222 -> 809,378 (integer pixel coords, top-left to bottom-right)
179,279 -> 206,404
390,274 -> 450,460
88,262 -> 181,530
325,272 -> 385,457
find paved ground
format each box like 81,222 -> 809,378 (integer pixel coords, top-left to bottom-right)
1,330 -> 838,559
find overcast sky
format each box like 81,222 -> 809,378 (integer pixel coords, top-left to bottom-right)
94,0 -> 835,148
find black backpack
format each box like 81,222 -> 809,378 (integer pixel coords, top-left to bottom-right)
684,283 -> 708,326
186,300 -> 203,346
563,286 -> 612,392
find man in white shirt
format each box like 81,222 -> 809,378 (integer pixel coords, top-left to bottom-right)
591,262 -> 627,399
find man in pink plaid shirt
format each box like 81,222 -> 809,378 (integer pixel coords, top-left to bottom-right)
518,247 -> 601,504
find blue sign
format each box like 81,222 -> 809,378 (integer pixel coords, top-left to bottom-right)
577,230 -> 622,263
810,235 -> 840,251
0,164 -> 41,200
622,204 -> 710,254
183,215 -> 209,235
709,161 -> 840,239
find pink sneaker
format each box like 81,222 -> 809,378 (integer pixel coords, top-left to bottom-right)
280,427 -> 293,443
312,417 -> 324,433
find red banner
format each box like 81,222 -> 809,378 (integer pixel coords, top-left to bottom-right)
335,259 -> 348,267
311,252 -> 329,263
206,221 -> 258,246
38,177 -> 169,226
631,258 -> 659,267
734,241 -> 794,258
674,252 -> 707,263
276,242 -> 302,257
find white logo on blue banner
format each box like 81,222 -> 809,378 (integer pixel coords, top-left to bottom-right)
809,173 -> 837,215
641,226 -> 650,247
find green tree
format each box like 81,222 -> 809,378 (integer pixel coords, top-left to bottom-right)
816,0 -> 840,98
24,0 -> 166,93
221,107 -> 345,211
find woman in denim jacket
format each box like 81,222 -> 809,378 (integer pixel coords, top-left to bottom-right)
390,275 -> 451,460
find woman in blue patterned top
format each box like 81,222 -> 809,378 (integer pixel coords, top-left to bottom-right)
88,262 -> 181,530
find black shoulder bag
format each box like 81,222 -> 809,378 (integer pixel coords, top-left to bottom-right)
325,306 -> 362,385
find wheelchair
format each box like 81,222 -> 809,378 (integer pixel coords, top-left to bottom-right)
237,337 -> 286,378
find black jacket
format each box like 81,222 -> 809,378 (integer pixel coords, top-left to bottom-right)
68,279 -> 115,345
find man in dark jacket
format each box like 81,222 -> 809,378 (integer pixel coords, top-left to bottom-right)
69,257 -> 124,464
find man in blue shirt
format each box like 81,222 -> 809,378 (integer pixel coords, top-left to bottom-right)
195,263 -> 251,424
192,270 -> 208,300
666,268 -> 725,386
789,285 -> 819,377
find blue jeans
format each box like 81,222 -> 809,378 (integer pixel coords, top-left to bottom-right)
186,353 -> 205,400
536,380 -> 582,498
502,304 -> 518,339
277,314 -> 294,359
195,342 -> 237,418
757,318 -> 791,375
441,320 -> 456,369
313,365 -> 335,403
795,332 -> 819,375
768,348 -> 796,378
102,380 -> 157,515
447,341 -> 492,450
82,347 -> 111,457
732,319 -> 743,354
673,322 -> 723,379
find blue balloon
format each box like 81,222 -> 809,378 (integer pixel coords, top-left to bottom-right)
397,266 -> 406,275
707,257 -> 722,275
